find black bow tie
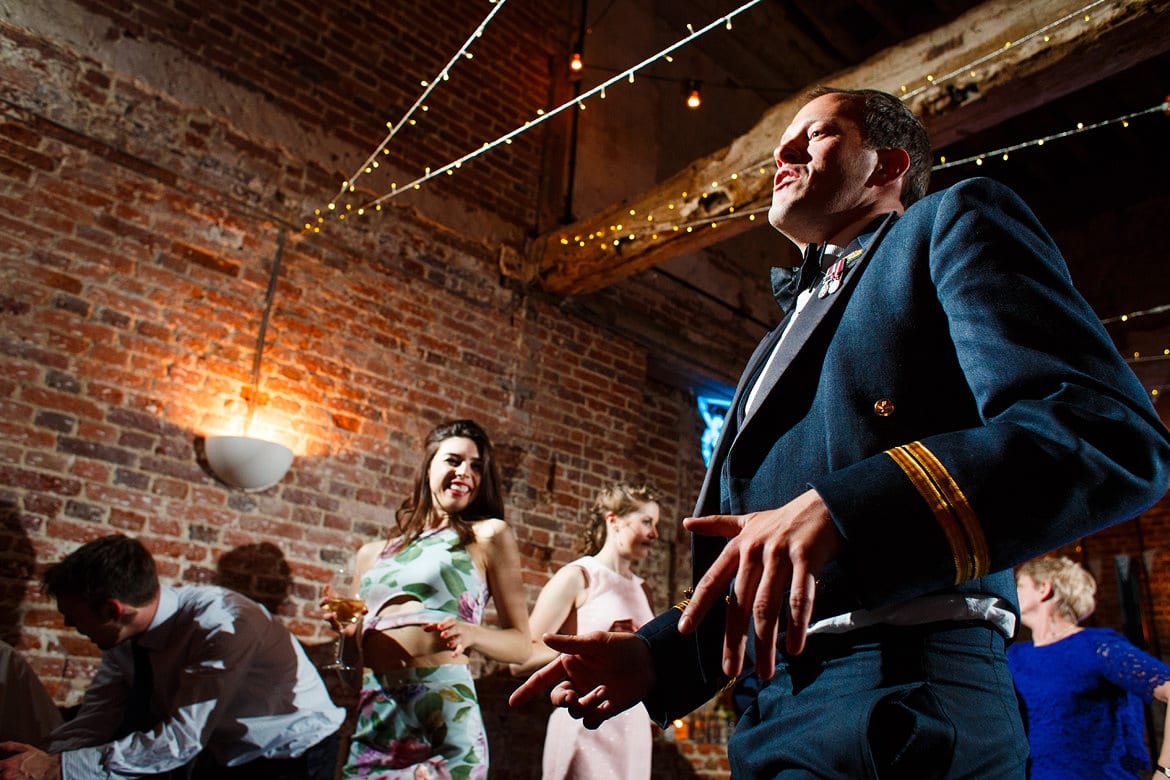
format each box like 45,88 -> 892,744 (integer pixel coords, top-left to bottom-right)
770,243 -> 826,315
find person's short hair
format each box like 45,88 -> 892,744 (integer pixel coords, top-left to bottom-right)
42,534 -> 159,611
1017,555 -> 1097,623
579,482 -> 660,556
807,86 -> 932,207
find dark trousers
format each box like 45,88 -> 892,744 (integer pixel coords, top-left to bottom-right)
144,732 -> 340,780
728,622 -> 1028,779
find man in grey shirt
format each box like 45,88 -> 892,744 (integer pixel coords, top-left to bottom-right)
0,534 -> 344,780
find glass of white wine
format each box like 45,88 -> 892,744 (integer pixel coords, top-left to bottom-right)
320,564 -> 364,671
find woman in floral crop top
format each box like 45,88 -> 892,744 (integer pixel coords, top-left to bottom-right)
329,419 -> 530,780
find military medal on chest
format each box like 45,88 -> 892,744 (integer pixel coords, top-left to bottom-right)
818,257 -> 845,298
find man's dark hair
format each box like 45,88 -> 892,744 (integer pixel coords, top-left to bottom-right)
808,86 -> 932,207
42,534 -> 159,610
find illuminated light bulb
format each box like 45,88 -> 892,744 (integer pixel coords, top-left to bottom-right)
748,214 -> 755,221
338,214 -> 345,220
975,158 -> 983,166
926,74 -> 934,82
1135,352 -> 1141,358
613,240 -> 620,246
328,202 -> 336,210
1164,349 -> 1169,355
1153,389 -> 1160,397
386,121 -> 393,129
629,209 -> 637,216
664,55 -> 674,63
1043,35 -> 1050,42
1122,120 -> 1130,128
579,241 -> 586,247
646,215 -> 653,221
578,101 -> 586,110
686,83 -> 702,109
711,223 -> 717,228
422,105 -> 429,111
1121,314 -> 1129,321
726,19 -> 732,30
537,109 -> 545,115
628,233 -> 634,240
900,85 -> 907,93
464,51 -> 474,59
681,191 -> 688,197
392,183 -> 398,190
375,204 -> 381,211
570,51 -> 583,73
409,119 -> 417,125
349,185 -> 356,192
345,203 -> 352,210
1083,14 -> 1090,21
364,167 -> 372,174
425,166 -> 431,174
1003,41 -> 1012,48
1037,139 -> 1045,146
940,155 -> 947,164
317,216 -> 324,223
442,73 -> 449,81
616,224 -> 623,231
560,238 -> 569,245
686,23 -> 694,33
686,226 -> 693,232
600,88 -> 606,99
420,80 -> 429,86
628,73 -> 635,84
1002,153 -> 1009,161
372,161 -> 379,168
446,169 -> 454,175
668,203 -> 675,210
1077,122 -> 1084,130
711,181 -> 718,188
651,233 -> 658,239
413,184 -> 420,189
312,226 -> 320,233
730,173 -> 738,180
357,208 -> 365,215
383,148 -> 390,155
304,222 -> 311,230
759,167 -> 767,174
728,207 -> 735,213
504,139 -> 512,144
314,208 -> 321,215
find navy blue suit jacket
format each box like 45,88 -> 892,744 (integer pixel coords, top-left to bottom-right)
637,177 -> 1170,724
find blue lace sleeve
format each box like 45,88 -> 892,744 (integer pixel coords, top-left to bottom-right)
1094,629 -> 1170,702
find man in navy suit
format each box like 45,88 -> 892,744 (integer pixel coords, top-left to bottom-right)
513,87 -> 1170,776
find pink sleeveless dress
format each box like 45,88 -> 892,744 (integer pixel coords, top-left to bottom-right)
541,556 -> 655,780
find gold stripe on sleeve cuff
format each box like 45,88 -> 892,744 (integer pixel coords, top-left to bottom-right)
886,443 -> 988,583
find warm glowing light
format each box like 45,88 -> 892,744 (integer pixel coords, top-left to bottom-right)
569,51 -> 583,73
686,84 -> 702,109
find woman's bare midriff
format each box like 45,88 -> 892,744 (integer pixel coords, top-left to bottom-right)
361,602 -> 469,671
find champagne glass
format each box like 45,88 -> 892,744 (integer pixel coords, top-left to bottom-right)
320,564 -> 363,671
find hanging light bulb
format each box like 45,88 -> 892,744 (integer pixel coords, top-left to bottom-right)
685,80 -> 702,110
569,47 -> 583,76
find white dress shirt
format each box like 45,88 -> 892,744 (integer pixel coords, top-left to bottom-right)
49,586 -> 344,780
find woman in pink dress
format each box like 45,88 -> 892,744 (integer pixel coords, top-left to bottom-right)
511,483 -> 660,780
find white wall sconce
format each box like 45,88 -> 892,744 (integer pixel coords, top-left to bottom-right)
205,435 -> 294,492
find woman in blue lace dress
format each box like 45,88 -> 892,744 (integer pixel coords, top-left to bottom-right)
329,419 -> 531,780
1009,556 -> 1170,779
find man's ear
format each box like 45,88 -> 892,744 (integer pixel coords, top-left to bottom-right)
870,148 -> 911,187
1037,580 -> 1055,601
103,598 -> 128,621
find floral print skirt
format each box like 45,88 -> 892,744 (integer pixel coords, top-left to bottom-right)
343,664 -> 487,780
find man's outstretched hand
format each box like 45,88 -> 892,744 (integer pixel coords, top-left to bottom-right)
677,488 -> 842,681
508,631 -> 654,729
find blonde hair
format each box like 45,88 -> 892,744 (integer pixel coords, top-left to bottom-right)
1017,556 -> 1097,623
578,482 -> 660,556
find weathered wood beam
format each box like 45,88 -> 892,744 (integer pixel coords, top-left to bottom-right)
517,0 -> 1170,296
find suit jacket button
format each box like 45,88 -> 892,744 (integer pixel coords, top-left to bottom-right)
873,398 -> 895,417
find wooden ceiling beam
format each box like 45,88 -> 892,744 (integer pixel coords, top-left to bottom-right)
513,0 -> 1170,296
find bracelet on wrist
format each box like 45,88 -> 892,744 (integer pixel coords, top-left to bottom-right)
1156,763 -> 1170,777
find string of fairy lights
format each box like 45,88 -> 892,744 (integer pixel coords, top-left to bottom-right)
308,0 -> 766,227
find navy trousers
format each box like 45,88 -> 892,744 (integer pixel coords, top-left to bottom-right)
728,622 -> 1028,778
